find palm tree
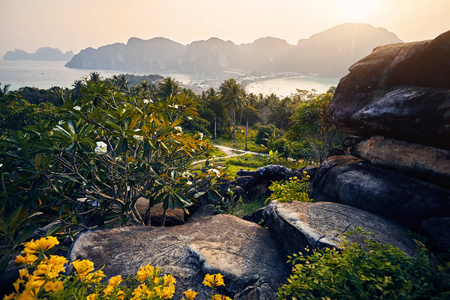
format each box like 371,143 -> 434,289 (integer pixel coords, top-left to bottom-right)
116,74 -> 129,92
219,79 -> 243,141
89,72 -> 101,84
0,83 -> 10,98
157,77 -> 179,100
72,80 -> 84,100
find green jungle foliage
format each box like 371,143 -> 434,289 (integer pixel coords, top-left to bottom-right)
278,230 -> 449,300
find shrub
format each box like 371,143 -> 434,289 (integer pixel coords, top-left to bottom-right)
255,125 -> 276,147
6,236 -> 231,300
278,231 -> 449,300
0,80 -> 225,272
266,172 -> 312,204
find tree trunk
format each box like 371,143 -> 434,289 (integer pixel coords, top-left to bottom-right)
245,120 -> 248,151
233,109 -> 236,142
230,108 -> 233,139
214,117 -> 217,141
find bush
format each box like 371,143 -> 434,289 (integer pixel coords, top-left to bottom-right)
255,125 -> 276,147
266,172 -> 312,204
278,230 -> 449,300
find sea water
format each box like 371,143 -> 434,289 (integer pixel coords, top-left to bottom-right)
0,60 -> 124,90
245,76 -> 340,97
0,60 -> 340,96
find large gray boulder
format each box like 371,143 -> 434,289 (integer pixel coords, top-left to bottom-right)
312,155 -> 450,230
68,213 -> 289,300
248,201 -> 417,257
344,136 -> 450,188
328,31 -> 450,150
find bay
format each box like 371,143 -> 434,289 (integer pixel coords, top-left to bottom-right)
245,76 -> 340,97
0,60 -> 340,97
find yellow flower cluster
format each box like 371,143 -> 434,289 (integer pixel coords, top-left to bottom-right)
202,273 -> 225,288
23,236 -> 59,255
7,237 -> 67,299
6,235 -> 234,300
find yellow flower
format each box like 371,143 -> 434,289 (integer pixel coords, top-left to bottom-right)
163,274 -> 176,286
108,275 -> 123,287
136,264 -> 159,282
105,275 -> 123,295
131,284 -> 148,300
25,275 -> 45,291
3,293 -> 15,300
116,290 -> 126,300
86,293 -> 98,300
86,270 -> 105,283
203,273 -> 225,288
43,280 -> 64,293
183,289 -> 198,299
15,290 -> 38,300
23,236 -> 59,254
155,285 -> 175,299
212,295 -> 232,300
71,259 -> 94,280
15,254 -> 38,265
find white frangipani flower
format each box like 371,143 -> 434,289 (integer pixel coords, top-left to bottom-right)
208,168 -> 220,177
188,117 -> 193,120
95,141 -> 107,155
174,126 -> 183,135
74,106 -> 81,111
198,132 -> 204,140
134,135 -> 143,141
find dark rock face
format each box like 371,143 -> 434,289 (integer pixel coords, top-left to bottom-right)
312,156 -> 450,230
248,201 -> 416,257
328,30 -> 450,150
68,214 -> 289,299
421,217 -> 450,250
344,136 -> 450,188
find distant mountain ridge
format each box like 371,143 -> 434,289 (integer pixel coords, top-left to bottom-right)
65,23 -> 403,77
4,47 -> 73,61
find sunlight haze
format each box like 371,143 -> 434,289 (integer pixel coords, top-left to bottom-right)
0,0 -> 449,57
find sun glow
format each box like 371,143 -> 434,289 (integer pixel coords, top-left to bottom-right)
337,0 -> 378,22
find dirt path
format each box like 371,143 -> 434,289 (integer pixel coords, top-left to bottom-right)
192,144 -> 266,165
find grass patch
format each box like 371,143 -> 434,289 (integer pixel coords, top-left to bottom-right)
231,197 -> 267,218
221,154 -> 267,177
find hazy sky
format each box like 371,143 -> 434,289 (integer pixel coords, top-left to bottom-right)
1,0 -> 449,57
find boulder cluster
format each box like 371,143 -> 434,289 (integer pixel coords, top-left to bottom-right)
313,30 -> 450,250
41,32 -> 450,299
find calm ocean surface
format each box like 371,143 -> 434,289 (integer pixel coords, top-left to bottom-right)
245,76 -> 339,96
0,60 -> 340,96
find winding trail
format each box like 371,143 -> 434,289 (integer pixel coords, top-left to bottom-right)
192,144 -> 267,165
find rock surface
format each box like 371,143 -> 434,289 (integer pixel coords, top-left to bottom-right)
328,31 -> 450,150
248,201 -> 417,257
312,155 -> 450,229
69,213 -> 289,299
421,217 -> 450,250
344,136 -> 450,188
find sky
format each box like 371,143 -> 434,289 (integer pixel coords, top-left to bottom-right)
0,0 -> 449,57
